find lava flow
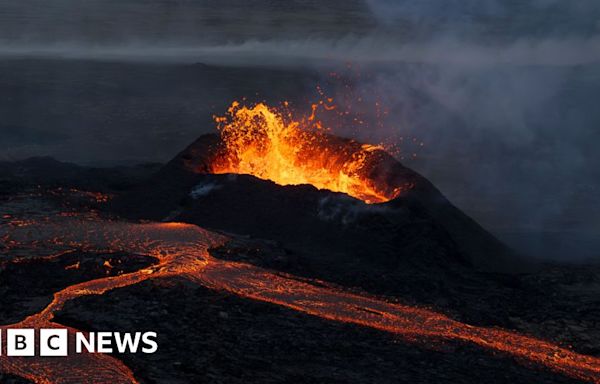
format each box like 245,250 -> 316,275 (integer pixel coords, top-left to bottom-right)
211,101 -> 402,204
2,217 -> 600,383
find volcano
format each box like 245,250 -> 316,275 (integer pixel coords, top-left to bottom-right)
3,104 -> 600,383
114,102 -> 521,280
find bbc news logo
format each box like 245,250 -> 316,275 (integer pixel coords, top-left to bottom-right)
0,329 -> 158,356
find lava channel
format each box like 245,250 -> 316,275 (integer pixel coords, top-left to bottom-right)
1,218 -> 600,383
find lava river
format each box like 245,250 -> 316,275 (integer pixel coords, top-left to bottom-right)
1,217 -> 600,383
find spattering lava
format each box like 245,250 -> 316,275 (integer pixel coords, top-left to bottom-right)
2,217 -> 600,383
211,102 -> 402,204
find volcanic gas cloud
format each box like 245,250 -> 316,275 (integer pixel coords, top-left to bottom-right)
210,101 -> 404,204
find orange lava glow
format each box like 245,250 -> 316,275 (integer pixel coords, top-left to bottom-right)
2,217 -> 600,383
211,102 -> 402,204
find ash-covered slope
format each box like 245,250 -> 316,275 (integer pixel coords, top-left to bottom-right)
113,133 -> 523,276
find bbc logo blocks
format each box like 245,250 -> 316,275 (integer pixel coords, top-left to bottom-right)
1,329 -> 68,357
0,329 -> 158,356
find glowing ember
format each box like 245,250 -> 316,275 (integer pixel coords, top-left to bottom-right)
212,102 -> 402,204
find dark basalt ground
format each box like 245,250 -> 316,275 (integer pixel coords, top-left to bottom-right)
212,238 -> 600,358
1,158 -> 599,383
0,157 -> 162,195
0,250 -> 157,325
0,373 -> 34,384
54,277 -> 580,384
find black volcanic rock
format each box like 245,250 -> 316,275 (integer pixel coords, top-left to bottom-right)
0,373 -> 34,384
0,157 -> 162,193
2,144 -> 599,384
54,277 -> 582,384
113,133 -> 524,275
0,250 -> 157,325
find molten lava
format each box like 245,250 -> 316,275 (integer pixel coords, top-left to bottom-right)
212,102 -> 402,204
2,216 -> 600,383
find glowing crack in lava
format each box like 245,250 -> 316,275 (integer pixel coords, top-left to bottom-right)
2,217 -> 600,383
211,102 -> 402,204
